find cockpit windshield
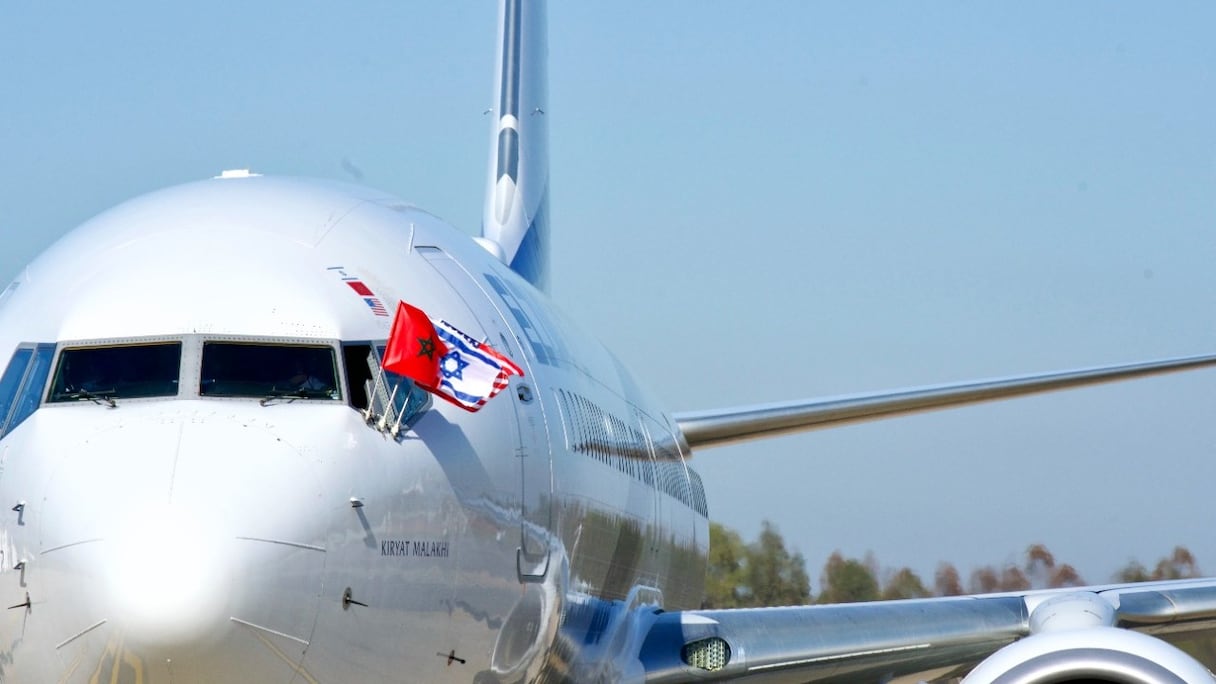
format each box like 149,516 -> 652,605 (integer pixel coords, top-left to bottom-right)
48,343 -> 182,402
200,342 -> 339,400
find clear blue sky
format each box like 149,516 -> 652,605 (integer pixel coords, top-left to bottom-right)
3,3 -> 1215,588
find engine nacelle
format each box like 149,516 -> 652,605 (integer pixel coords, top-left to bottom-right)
963,627 -> 1214,684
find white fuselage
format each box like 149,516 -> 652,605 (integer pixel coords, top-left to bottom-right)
0,176 -> 706,682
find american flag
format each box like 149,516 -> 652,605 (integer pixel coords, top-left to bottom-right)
362,296 -> 389,317
340,276 -> 389,317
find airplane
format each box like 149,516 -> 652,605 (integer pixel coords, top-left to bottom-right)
2,1 -> 1216,682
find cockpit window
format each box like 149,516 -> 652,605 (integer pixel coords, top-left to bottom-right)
200,343 -> 339,400
376,345 -> 431,422
49,343 -> 181,403
0,348 -> 34,432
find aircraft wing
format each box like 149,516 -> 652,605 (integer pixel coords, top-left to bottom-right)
637,580 -> 1216,682
673,353 -> 1216,449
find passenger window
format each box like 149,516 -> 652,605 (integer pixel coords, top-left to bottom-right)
49,343 -> 181,403
8,344 -> 55,430
200,343 -> 339,400
0,347 -> 35,436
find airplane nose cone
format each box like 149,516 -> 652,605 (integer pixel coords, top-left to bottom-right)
35,410 -> 327,678
105,501 -> 230,647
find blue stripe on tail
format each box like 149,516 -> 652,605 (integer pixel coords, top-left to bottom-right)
482,0 -> 549,292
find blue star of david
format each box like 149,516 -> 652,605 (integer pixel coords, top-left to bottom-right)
440,351 -> 469,380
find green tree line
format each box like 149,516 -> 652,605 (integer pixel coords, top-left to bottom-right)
702,520 -> 1203,608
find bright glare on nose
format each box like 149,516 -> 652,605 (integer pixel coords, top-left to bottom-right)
108,502 -> 228,646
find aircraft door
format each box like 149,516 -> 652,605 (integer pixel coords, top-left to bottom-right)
416,247 -> 553,581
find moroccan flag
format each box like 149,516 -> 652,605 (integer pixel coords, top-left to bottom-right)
383,301 -> 524,412
383,301 -> 448,387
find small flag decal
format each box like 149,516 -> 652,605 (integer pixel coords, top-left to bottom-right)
364,298 -> 389,316
346,281 -> 374,297
328,266 -> 390,317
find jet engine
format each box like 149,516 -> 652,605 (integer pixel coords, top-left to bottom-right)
964,593 -> 1214,684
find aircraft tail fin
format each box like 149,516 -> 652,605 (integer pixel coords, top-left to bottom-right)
482,0 -> 549,291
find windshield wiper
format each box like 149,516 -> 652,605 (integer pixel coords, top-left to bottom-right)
54,389 -> 117,408
259,390 -> 301,407
259,387 -> 334,406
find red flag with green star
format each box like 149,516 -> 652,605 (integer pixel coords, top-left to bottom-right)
383,301 -> 448,388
